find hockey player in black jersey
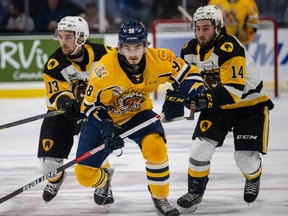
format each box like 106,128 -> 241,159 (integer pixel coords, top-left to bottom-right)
176,5 -> 274,214
37,16 -> 114,203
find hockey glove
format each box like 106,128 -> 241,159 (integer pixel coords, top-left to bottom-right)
61,99 -> 81,119
101,119 -> 124,153
188,90 -> 213,112
162,89 -> 188,121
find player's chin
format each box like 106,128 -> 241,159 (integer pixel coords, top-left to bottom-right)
61,49 -> 70,55
198,40 -> 208,47
128,59 -> 140,65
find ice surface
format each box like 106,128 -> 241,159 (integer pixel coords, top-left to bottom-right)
0,98 -> 287,215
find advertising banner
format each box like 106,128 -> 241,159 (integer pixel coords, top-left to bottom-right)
154,28 -> 288,97
0,35 -> 103,82
0,30 -> 287,97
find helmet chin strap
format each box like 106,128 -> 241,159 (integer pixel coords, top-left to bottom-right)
69,38 -> 85,57
212,26 -> 222,42
70,44 -> 81,55
68,45 -> 84,59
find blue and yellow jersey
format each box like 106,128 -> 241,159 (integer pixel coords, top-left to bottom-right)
82,48 -> 202,124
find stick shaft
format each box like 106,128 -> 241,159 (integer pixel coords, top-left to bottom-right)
0,110 -> 65,130
177,5 -> 193,22
0,113 -> 162,204
185,108 -> 195,120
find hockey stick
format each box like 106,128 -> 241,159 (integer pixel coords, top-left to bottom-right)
0,113 -> 163,204
184,109 -> 195,120
177,5 -> 193,22
161,111 -> 195,122
0,109 -> 65,130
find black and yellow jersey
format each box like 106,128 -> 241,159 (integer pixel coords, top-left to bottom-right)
181,34 -> 273,110
82,48 -> 202,125
43,43 -> 114,110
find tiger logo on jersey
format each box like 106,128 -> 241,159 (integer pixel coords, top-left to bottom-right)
200,120 -> 212,132
110,89 -> 146,115
220,42 -> 233,52
47,58 -> 59,70
93,63 -> 108,79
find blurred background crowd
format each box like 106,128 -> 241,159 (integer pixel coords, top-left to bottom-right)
0,0 -> 288,34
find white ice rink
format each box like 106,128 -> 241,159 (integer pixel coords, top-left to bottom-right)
0,97 -> 287,216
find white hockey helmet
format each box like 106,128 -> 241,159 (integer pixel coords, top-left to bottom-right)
193,5 -> 224,28
56,16 -> 89,46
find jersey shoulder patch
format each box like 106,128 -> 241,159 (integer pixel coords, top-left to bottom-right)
214,35 -> 246,66
214,35 -> 244,57
220,42 -> 234,52
47,58 -> 59,70
93,63 -> 108,79
44,48 -> 69,75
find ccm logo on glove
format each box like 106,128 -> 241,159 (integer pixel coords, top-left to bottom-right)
165,95 -> 186,103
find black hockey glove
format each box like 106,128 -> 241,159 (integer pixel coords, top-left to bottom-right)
101,119 -> 124,153
162,89 -> 188,121
61,99 -> 81,119
188,90 -> 213,112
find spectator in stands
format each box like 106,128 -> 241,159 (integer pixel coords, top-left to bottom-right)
35,0 -> 67,32
5,0 -> 35,32
117,0 -> 154,29
0,0 -> 9,32
105,0 -> 122,29
138,0 -> 154,28
154,0 -> 183,19
208,0 -> 259,47
79,1 -> 110,32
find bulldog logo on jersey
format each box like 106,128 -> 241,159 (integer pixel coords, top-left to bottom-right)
220,42 -> 233,52
47,58 -> 59,70
93,63 -> 108,79
200,120 -> 212,132
42,139 -> 54,151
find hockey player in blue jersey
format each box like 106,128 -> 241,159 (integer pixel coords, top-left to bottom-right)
74,20 -> 203,216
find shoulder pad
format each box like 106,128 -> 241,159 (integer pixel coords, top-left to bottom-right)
89,43 -> 115,60
45,48 -> 69,72
181,39 -> 198,56
214,35 -> 244,57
